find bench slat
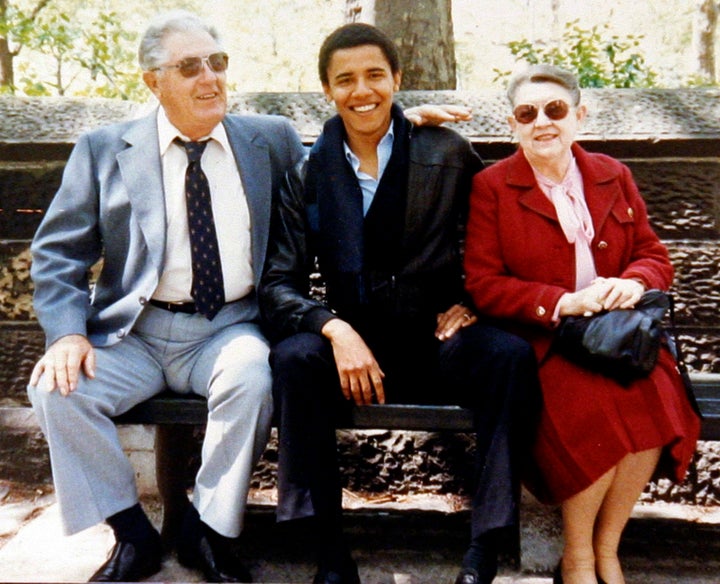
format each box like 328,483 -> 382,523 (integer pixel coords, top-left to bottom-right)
113,374 -> 720,439
349,404 -> 474,431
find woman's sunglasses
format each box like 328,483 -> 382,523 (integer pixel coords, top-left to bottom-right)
512,99 -> 570,124
152,52 -> 229,78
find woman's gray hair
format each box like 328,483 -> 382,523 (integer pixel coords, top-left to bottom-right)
506,64 -> 581,106
138,10 -> 222,71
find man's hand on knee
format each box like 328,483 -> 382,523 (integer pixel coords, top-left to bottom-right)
30,334 -> 96,396
321,318 -> 386,405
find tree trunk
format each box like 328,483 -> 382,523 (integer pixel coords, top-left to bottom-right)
692,0 -> 718,83
0,36 -> 13,89
0,0 -> 53,90
0,0 -> 14,89
345,0 -> 456,90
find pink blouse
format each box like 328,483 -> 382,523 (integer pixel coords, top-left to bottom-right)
532,156 -> 597,292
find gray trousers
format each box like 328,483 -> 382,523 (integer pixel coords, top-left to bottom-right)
28,298 -> 273,537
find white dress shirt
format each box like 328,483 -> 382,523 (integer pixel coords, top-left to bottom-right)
153,108 -> 254,303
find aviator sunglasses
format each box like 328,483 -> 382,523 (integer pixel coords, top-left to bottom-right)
512,99 -> 571,124
152,52 -> 229,78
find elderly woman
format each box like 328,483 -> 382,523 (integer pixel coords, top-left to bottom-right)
463,64 -> 701,584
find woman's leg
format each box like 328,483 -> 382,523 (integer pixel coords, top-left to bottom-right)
593,448 -> 662,584
560,467 -> 615,584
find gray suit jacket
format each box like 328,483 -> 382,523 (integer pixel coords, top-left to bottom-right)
31,110 -> 305,347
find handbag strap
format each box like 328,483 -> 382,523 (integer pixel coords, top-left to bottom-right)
665,294 -> 703,418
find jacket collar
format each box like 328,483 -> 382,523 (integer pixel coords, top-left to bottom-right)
118,113 -> 166,272
116,110 -> 273,289
508,143 -> 624,228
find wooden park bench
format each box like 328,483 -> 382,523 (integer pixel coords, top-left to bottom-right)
112,371 -> 720,568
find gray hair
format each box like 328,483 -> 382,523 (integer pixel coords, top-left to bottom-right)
138,10 -> 222,71
506,64 -> 581,106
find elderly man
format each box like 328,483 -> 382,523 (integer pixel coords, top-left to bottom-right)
27,10 -> 304,583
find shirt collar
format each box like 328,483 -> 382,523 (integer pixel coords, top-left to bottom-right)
533,155 -> 580,190
343,121 -> 395,176
156,107 -> 230,155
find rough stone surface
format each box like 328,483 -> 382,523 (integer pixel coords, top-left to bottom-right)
2,89 -> 720,144
1,92 -> 718,512
0,324 -> 43,405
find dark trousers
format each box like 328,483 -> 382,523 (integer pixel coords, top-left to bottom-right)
269,320 -> 540,539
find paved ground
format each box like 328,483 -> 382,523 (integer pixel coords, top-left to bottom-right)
1,482 -> 720,583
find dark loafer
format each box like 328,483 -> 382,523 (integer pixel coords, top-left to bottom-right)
177,532 -> 252,583
454,567 -> 480,584
88,539 -> 162,582
312,559 -> 361,584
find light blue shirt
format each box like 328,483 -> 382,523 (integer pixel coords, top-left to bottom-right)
343,122 -> 395,216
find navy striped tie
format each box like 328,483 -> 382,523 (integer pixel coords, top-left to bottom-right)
176,138 -> 225,320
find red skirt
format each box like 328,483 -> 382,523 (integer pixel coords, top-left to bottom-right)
526,347 -> 701,504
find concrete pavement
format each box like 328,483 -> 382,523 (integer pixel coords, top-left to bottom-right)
1,484 -> 720,583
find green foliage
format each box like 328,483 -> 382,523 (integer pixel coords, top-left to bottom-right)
494,19 -> 658,89
2,4 -> 149,100
683,73 -> 720,88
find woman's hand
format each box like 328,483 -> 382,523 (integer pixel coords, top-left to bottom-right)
321,318 -> 386,405
435,304 -> 477,341
557,277 -> 646,317
594,277 -> 645,311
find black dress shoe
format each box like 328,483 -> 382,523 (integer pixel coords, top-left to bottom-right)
454,567 -> 480,584
88,539 -> 162,582
177,532 -> 252,583
312,559 -> 361,584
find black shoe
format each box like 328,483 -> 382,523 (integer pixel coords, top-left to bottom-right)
88,539 -> 162,582
458,532 -> 499,584
552,561 -> 563,584
176,505 -> 252,582
177,532 -> 252,583
312,558 -> 361,584
454,567 -> 481,584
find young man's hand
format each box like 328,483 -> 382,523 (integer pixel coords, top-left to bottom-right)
322,318 -> 386,405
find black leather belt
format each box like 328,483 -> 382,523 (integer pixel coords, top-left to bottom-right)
149,299 -> 197,314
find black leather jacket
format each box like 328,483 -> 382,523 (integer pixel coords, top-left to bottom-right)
259,122 -> 484,341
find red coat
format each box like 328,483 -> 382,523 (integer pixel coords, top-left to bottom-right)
464,144 -> 700,503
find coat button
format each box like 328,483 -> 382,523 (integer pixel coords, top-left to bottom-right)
627,207 -> 634,218
117,329 -> 126,338
139,296 -> 148,305
536,306 -> 546,317
598,240 -> 608,249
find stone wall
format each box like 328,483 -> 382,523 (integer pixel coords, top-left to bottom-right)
1,91 -> 719,503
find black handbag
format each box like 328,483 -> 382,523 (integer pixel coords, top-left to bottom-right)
553,289 -> 671,384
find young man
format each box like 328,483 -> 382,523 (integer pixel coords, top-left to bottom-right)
27,11 -> 305,582
260,23 -> 541,584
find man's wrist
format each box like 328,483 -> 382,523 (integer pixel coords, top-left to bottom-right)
321,317 -> 348,341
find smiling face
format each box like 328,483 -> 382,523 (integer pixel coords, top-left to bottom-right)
508,81 -> 586,178
143,29 -> 227,140
322,44 -> 401,148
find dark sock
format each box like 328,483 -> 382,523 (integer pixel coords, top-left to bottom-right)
180,504 -> 236,566
106,504 -> 159,545
203,521 -> 236,553
461,532 -> 498,577
310,517 -> 352,572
